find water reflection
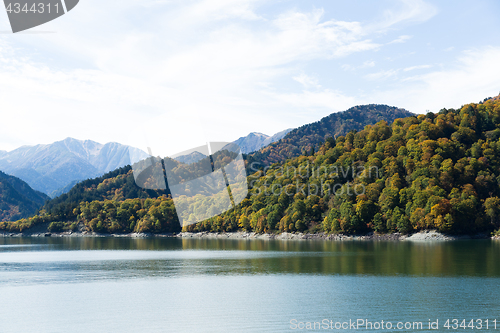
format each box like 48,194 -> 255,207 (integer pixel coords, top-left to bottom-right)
1,237 -> 500,333
1,238 -> 500,281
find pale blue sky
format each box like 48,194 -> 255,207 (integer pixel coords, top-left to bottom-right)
0,0 -> 499,154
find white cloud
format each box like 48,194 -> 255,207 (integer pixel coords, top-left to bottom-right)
293,73 -> 321,89
364,69 -> 399,80
361,60 -> 375,68
375,0 -> 438,30
265,89 -> 363,125
341,60 -> 375,71
0,0 -> 468,154
172,0 -> 264,23
0,0 -> 392,151
389,35 -> 412,44
341,64 -> 353,71
371,47 -> 500,113
403,64 -> 431,71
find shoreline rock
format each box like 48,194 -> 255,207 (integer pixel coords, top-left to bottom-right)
175,231 -> 408,241
175,230 -> 487,241
1,229 -> 490,241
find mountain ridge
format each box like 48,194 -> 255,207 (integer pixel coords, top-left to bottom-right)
234,129 -> 293,154
246,104 -> 415,167
0,138 -> 149,196
174,151 -> 207,164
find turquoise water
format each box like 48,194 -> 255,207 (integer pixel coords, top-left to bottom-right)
0,237 -> 499,332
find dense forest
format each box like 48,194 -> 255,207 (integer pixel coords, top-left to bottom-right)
0,166 -> 177,232
41,166 -> 170,216
3,98 -> 500,236
186,98 -> 500,235
0,171 -> 49,222
245,104 -> 414,167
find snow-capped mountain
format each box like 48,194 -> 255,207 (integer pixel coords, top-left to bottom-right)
0,138 -> 148,196
233,128 -> 292,154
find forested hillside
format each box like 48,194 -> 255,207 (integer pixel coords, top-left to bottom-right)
0,146 -> 242,233
186,98 -> 500,235
246,104 -> 414,167
0,171 -> 49,221
4,98 -> 500,236
0,165 -> 179,233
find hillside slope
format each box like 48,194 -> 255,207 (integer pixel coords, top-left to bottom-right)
246,104 -> 414,167
0,171 -> 49,221
181,98 -> 500,235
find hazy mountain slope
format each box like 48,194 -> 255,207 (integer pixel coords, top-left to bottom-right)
263,128 -> 293,146
174,151 -> 207,164
49,179 -> 80,198
246,104 -> 414,167
7,168 -> 61,196
0,138 -> 149,196
0,170 -> 49,221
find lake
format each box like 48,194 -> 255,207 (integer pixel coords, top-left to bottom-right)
0,237 -> 499,332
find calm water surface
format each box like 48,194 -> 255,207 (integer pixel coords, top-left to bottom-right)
0,237 -> 499,332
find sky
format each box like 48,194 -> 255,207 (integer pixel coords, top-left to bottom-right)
0,0 -> 499,155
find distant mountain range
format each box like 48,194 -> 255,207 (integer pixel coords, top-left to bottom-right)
233,128 -> 292,154
0,128 -> 289,197
0,170 -> 49,222
171,128 -> 292,164
0,104 -> 412,202
0,138 -> 148,197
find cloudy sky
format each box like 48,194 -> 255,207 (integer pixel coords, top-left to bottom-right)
0,0 -> 499,155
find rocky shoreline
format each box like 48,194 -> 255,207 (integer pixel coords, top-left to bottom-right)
176,229 -> 486,241
0,227 -> 491,241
